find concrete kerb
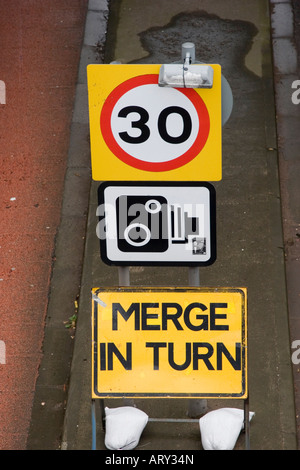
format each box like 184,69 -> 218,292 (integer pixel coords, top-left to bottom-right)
59,0 -> 110,451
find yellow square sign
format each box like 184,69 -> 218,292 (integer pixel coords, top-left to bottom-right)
87,64 -> 222,181
92,287 -> 247,399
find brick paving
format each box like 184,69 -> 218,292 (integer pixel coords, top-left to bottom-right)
0,0 -> 88,449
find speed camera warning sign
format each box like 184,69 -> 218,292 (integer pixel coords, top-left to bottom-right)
97,181 -> 216,266
87,64 -> 222,181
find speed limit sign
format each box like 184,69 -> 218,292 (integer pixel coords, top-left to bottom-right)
87,64 -> 222,181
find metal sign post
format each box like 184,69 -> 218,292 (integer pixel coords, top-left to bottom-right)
187,266 -> 208,418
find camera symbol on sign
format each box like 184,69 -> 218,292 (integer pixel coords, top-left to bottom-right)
117,195 -> 168,252
116,195 -> 202,254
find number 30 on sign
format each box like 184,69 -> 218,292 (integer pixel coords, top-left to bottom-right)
87,64 -> 222,181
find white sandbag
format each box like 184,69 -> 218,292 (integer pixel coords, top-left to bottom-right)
199,407 -> 255,450
104,406 -> 148,450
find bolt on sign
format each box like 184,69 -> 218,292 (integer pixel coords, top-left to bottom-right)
87,64 -> 222,181
92,287 -> 247,399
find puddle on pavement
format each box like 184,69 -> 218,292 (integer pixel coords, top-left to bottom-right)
134,12 -> 258,79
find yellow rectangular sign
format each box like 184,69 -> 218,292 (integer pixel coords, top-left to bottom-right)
92,287 -> 247,399
87,64 -> 222,181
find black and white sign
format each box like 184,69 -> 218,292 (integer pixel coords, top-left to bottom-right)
97,182 -> 216,266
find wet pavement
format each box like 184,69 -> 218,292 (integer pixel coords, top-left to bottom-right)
0,0 -> 299,451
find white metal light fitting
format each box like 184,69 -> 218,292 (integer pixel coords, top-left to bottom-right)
158,61 -> 214,89
158,43 -> 214,89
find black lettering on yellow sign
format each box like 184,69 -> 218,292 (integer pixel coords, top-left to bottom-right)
100,342 -> 132,370
99,341 -> 241,371
112,302 -> 229,331
93,288 -> 246,398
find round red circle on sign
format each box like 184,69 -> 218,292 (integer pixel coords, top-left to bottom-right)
100,74 -> 210,172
